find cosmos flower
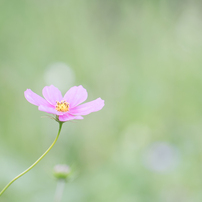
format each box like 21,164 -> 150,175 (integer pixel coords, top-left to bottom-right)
24,85 -> 104,122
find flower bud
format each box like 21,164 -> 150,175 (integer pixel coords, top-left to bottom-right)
53,164 -> 71,180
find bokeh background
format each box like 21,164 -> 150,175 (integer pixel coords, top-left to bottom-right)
1,0 -> 202,201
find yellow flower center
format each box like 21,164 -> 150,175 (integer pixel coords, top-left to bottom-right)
55,101 -> 69,112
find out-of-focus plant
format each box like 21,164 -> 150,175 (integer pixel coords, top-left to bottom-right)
53,164 -> 72,202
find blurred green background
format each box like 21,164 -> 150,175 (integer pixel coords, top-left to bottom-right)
1,0 -> 202,201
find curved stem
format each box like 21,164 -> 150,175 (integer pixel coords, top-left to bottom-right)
0,122 -> 63,196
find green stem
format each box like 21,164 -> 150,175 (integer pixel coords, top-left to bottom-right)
0,122 -> 63,196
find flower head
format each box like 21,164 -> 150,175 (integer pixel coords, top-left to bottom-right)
24,85 -> 104,122
53,164 -> 71,179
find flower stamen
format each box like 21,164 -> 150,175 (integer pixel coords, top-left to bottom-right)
55,101 -> 69,112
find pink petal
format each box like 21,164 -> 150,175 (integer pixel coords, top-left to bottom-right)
38,105 -> 63,115
42,85 -> 63,106
58,114 -> 83,122
70,98 -> 104,116
24,89 -> 52,107
74,116 -> 84,120
63,85 -> 88,108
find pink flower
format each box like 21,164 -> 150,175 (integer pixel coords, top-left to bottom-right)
24,85 -> 104,122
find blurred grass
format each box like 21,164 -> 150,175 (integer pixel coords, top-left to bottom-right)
1,0 -> 202,201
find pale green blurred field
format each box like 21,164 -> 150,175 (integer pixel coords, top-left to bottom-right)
1,0 -> 202,201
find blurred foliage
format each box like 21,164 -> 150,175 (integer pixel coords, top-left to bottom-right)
1,0 -> 202,201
